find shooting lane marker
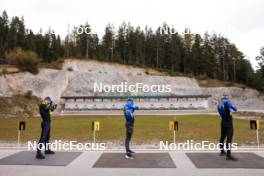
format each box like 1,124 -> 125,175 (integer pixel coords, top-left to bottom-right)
17,121 -> 26,149
250,120 -> 260,149
92,121 -> 100,144
169,120 -> 178,143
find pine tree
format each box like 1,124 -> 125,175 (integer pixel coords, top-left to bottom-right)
168,32 -> 183,72
256,47 -> 264,77
7,16 -> 26,50
191,34 -> 203,75
0,11 -> 9,57
115,23 -> 126,64
102,24 -> 115,61
182,28 -> 193,73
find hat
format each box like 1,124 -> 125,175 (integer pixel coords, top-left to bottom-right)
127,98 -> 134,102
221,95 -> 228,100
44,96 -> 52,103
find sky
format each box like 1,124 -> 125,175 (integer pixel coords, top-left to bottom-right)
1,0 -> 263,68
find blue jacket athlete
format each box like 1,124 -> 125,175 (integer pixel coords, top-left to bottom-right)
123,98 -> 139,159
217,95 -> 237,160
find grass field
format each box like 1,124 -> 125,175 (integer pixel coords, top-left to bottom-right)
0,115 -> 263,145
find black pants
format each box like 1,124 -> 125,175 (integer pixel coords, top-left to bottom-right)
37,121 -> 51,153
219,120 -> 233,156
125,120 -> 134,153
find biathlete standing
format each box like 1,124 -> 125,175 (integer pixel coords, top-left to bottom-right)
123,98 -> 139,159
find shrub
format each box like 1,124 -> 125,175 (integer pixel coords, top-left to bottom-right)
67,67 -> 73,71
24,90 -> 33,99
224,82 -> 233,87
197,74 -> 208,80
5,47 -> 39,74
145,69 -> 149,75
0,68 -> 8,75
44,58 -> 64,70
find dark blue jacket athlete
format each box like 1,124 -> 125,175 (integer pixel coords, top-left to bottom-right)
123,98 -> 139,158
217,95 -> 237,160
36,97 -> 57,159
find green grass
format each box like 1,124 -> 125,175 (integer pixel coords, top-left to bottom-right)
0,115 -> 263,145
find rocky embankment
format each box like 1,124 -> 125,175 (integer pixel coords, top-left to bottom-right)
0,59 -> 263,115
